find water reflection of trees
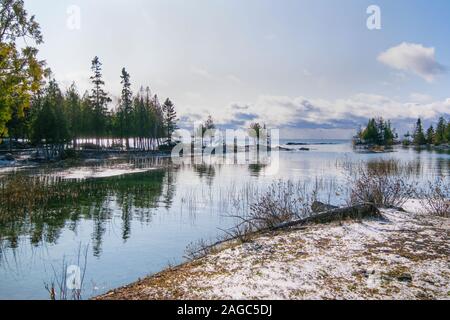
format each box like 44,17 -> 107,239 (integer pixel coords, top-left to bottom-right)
403,149 -> 450,180
434,158 -> 450,178
162,166 -> 178,209
193,163 -> 216,187
0,169 -> 176,257
248,163 -> 266,177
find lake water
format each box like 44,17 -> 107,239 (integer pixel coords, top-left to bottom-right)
0,140 -> 449,300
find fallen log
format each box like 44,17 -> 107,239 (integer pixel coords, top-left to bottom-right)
311,201 -> 339,213
273,203 -> 382,230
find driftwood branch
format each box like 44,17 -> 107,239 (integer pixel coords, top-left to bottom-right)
272,203 -> 382,230
311,201 -> 339,213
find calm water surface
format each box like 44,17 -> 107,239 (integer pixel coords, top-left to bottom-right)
0,140 -> 449,299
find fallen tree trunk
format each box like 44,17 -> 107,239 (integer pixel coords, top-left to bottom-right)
273,203 -> 382,230
311,201 -> 339,213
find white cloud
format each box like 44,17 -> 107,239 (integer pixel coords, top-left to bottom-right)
377,42 -> 445,82
212,94 -> 450,131
409,93 -> 433,103
280,128 -> 355,140
177,92 -> 450,138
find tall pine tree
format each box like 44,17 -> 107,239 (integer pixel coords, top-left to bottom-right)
162,98 -> 178,144
426,125 -> 435,145
119,68 -> 133,150
65,82 -> 82,149
434,117 -> 447,145
413,118 -> 426,146
89,56 -> 111,147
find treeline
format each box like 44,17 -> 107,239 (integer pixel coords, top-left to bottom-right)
1,1 -> 178,158
356,117 -> 450,147
404,117 -> 450,146
356,118 -> 397,146
4,57 -> 179,157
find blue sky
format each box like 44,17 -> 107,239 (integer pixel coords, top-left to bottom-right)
25,0 -> 450,138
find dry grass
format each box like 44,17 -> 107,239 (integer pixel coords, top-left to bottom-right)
246,180 -> 315,228
418,178 -> 450,217
343,159 -> 417,208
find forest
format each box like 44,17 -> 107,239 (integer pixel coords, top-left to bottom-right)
1,0 -> 178,158
356,117 -> 450,147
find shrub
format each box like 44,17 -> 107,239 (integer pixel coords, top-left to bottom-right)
418,178 -> 449,217
232,180 -> 315,231
345,159 -> 416,208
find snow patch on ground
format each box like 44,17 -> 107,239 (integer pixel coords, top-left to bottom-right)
98,206 -> 450,300
56,165 -> 155,180
403,199 -> 426,214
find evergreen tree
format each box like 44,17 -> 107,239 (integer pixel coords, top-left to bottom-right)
152,94 -> 164,143
375,118 -> 385,144
434,117 -> 447,145
132,90 -> 147,149
80,90 -> 93,144
360,118 -> 379,144
119,68 -> 133,149
162,98 -> 178,144
358,118 -> 396,146
65,83 -> 82,149
413,118 -> 426,146
89,56 -> 111,146
446,121 -> 450,143
202,115 -> 216,146
143,87 -> 157,149
31,79 -> 69,158
5,100 -> 33,149
383,120 -> 395,145
426,125 -> 435,145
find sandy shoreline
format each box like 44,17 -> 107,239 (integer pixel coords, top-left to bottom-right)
95,201 -> 450,300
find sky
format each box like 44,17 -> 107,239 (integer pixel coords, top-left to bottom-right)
24,0 -> 450,138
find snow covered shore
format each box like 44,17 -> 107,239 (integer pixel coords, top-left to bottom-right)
97,201 -> 449,300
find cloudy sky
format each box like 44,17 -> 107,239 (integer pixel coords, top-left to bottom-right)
25,0 -> 450,138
